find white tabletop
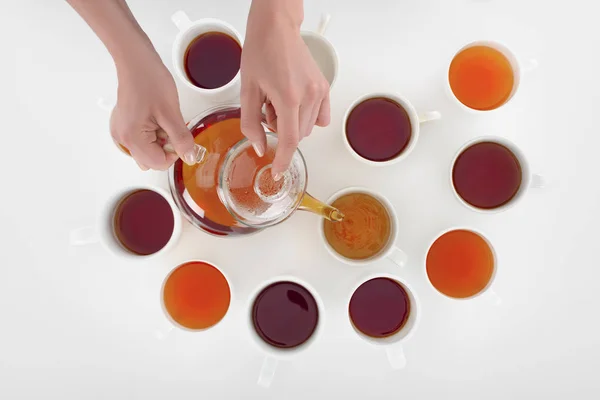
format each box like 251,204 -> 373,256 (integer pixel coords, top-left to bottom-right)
2,0 -> 599,398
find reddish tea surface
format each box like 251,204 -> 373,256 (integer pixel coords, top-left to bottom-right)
345,98 -> 412,162
163,261 -> 231,330
184,32 -> 241,89
426,230 -> 495,299
453,141 -> 522,209
449,45 -> 514,111
349,278 -> 410,338
252,282 -> 319,349
113,189 -> 174,255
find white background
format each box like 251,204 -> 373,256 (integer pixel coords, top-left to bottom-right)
2,0 -> 599,399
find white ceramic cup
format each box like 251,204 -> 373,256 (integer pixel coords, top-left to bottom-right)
301,13 -> 338,88
446,40 -> 538,113
247,275 -> 325,388
347,273 -> 420,369
171,10 -> 243,103
320,187 -> 407,267
450,136 -> 545,213
343,92 -> 441,166
425,227 -> 499,302
158,260 -> 233,337
69,185 -> 182,260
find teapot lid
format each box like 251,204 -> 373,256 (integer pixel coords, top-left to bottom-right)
218,133 -> 307,228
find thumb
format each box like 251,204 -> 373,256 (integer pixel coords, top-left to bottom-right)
241,83 -> 267,157
157,111 -> 197,165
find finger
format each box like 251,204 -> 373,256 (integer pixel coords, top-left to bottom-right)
265,102 -> 278,132
315,90 -> 331,127
241,83 -> 267,157
157,111 -> 196,166
300,102 -> 321,139
165,152 -> 179,165
156,129 -> 168,147
299,82 -> 324,138
271,104 -> 300,179
126,130 -> 171,171
135,160 -> 149,171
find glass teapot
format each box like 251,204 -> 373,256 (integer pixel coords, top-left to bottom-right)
169,104 -> 343,237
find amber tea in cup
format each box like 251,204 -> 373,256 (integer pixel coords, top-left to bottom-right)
184,32 -> 241,89
323,192 -> 392,260
252,281 -> 319,349
113,189 -> 175,255
426,229 -> 495,299
162,261 -> 231,330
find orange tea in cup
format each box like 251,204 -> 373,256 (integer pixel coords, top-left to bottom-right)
162,261 -> 231,330
449,45 -> 515,111
426,229 -> 495,299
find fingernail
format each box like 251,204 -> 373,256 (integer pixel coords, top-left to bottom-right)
252,142 -> 264,158
273,172 -> 283,182
183,149 -> 197,165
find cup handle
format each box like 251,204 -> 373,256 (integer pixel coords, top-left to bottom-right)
386,345 -> 407,369
418,111 -> 441,124
386,246 -> 407,268
522,58 -> 539,74
69,226 -> 99,246
257,356 -> 278,388
530,174 -> 546,189
316,13 -> 331,35
172,10 -> 192,32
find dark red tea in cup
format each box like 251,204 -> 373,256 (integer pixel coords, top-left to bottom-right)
349,277 -> 411,338
345,97 -> 412,162
452,141 -> 522,209
113,189 -> 175,255
252,281 -> 319,349
184,32 -> 241,89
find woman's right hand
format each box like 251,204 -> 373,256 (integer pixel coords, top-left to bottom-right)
110,50 -> 196,171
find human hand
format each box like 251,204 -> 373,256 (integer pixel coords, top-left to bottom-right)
241,0 -> 331,179
110,51 -> 196,170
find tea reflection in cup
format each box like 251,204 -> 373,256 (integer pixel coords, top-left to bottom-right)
69,185 -> 182,259
320,187 -> 407,267
247,275 -> 324,388
347,273 -> 420,369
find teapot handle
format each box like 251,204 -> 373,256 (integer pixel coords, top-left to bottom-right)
298,193 -> 344,222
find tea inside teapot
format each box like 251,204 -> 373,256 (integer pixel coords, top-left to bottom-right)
169,105 -> 343,237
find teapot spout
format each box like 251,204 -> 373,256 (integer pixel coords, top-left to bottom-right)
298,193 -> 344,222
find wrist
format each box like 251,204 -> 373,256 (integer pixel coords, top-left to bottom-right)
112,36 -> 162,77
249,0 -> 304,31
